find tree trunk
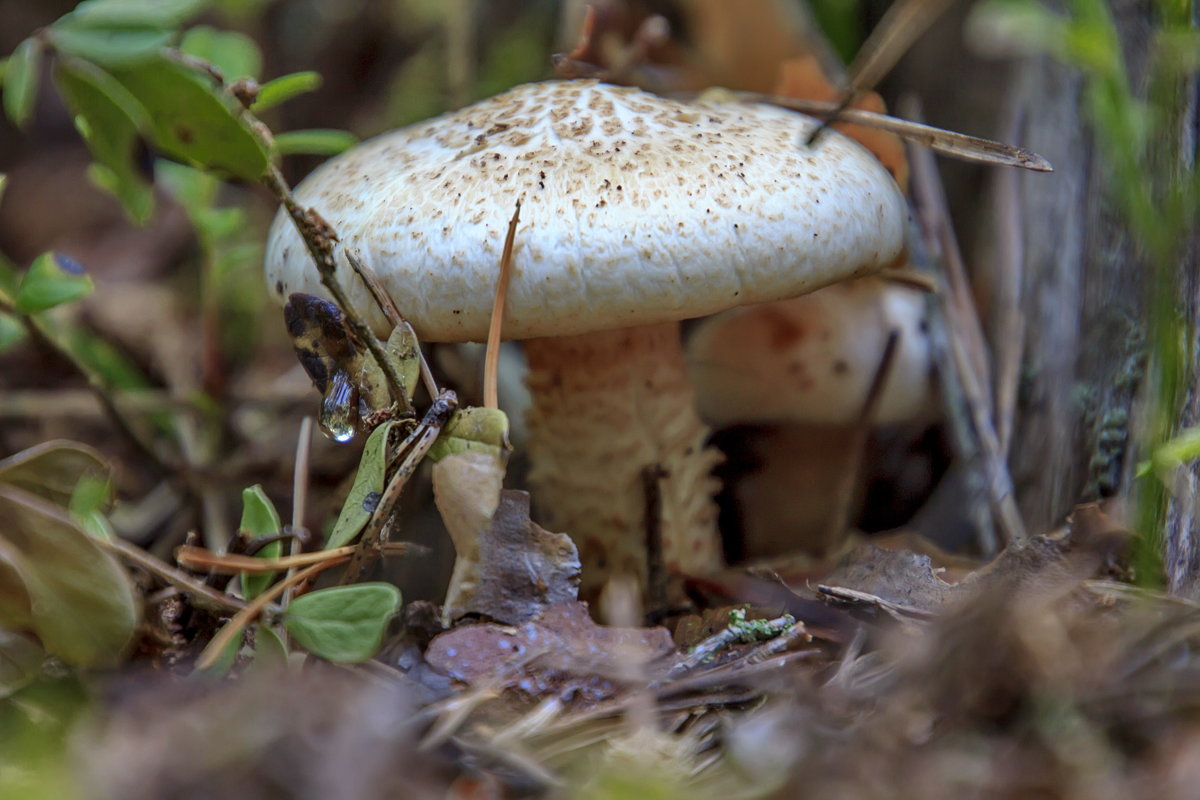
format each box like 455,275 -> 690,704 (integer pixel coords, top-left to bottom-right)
885,0 -> 1198,587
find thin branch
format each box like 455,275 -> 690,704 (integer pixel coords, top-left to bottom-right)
195,557 -> 345,671
345,249 -> 439,401
808,0 -> 955,143
726,92 -> 1053,172
99,535 -> 247,614
485,201 -> 521,410
175,541 -> 418,574
341,390 -> 459,583
905,98 -> 1027,546
259,165 -> 411,414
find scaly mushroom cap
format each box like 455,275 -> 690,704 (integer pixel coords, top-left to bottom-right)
264,80 -> 906,341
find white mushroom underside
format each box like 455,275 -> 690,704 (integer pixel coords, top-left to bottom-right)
265,80 -> 907,342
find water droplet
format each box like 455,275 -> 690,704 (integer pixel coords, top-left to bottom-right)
319,370 -> 358,442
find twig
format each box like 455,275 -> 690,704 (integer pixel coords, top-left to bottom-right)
259,165 -> 410,414
485,201 -> 521,410
660,610 -> 797,683
725,92 -> 1053,172
808,0 -> 955,143
992,111 -> 1028,460
175,541 -> 418,574
904,97 -> 1027,546
99,535 -> 247,614
195,557 -> 346,670
284,416 -> 314,610
341,390 -> 458,583
345,250 -> 439,401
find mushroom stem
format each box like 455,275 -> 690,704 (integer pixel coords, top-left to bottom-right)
524,322 -> 723,602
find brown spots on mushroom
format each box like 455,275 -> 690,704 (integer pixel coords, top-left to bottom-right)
759,306 -> 807,350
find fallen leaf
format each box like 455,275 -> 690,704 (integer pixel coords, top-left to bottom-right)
468,491 -> 580,625
425,601 -> 673,702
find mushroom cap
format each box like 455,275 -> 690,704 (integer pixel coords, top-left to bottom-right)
687,278 -> 936,427
264,80 -> 907,342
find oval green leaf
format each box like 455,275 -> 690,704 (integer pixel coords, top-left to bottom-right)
49,25 -> 174,66
428,407 -> 510,462
0,440 -> 109,509
239,485 -> 281,601
283,583 -> 400,663
61,0 -> 211,29
14,253 -> 95,314
326,421 -> 396,550
3,38 -> 43,128
0,486 -> 139,668
110,54 -> 268,180
180,26 -> 261,81
55,58 -> 155,223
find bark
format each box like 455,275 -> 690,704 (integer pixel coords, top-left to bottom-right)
885,0 -> 1198,587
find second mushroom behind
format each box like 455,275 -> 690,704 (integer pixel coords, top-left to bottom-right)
263,79 -> 907,604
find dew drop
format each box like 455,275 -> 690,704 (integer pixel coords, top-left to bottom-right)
319,370 -> 358,442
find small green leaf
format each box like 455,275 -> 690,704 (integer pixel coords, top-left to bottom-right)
49,25 -> 174,66
68,475 -> 115,542
15,253 -> 95,313
0,631 -> 44,699
326,421 -> 397,550
283,583 -> 400,663
3,38 -> 43,128
0,486 -> 139,668
61,0 -> 212,29
111,54 -> 269,180
0,312 -> 24,352
180,26 -> 261,81
272,129 -> 357,157
192,628 -> 242,679
248,623 -> 288,673
55,58 -> 155,223
250,71 -> 321,113
0,440 -> 109,509
239,485 -> 281,601
428,407 -> 510,462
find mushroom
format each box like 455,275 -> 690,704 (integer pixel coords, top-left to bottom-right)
686,276 -> 938,558
263,80 -> 906,600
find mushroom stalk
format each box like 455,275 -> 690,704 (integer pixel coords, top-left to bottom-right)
524,322 -> 722,601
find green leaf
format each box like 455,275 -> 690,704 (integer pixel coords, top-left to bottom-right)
3,38 -> 43,128
55,58 -> 155,223
49,25 -> 173,66
180,26 -> 262,81
111,54 -> 269,180
0,631 -> 44,699
428,407 -> 510,462
68,475 -> 115,541
250,71 -> 321,113
272,129 -> 357,157
239,485 -> 281,601
0,440 -> 109,509
248,623 -> 288,673
326,421 -> 397,550
0,312 -> 24,352
14,253 -> 95,313
283,583 -> 400,663
61,0 -> 211,29
0,486 -> 139,668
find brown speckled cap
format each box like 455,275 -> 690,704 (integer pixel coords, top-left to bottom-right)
264,80 -> 907,342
